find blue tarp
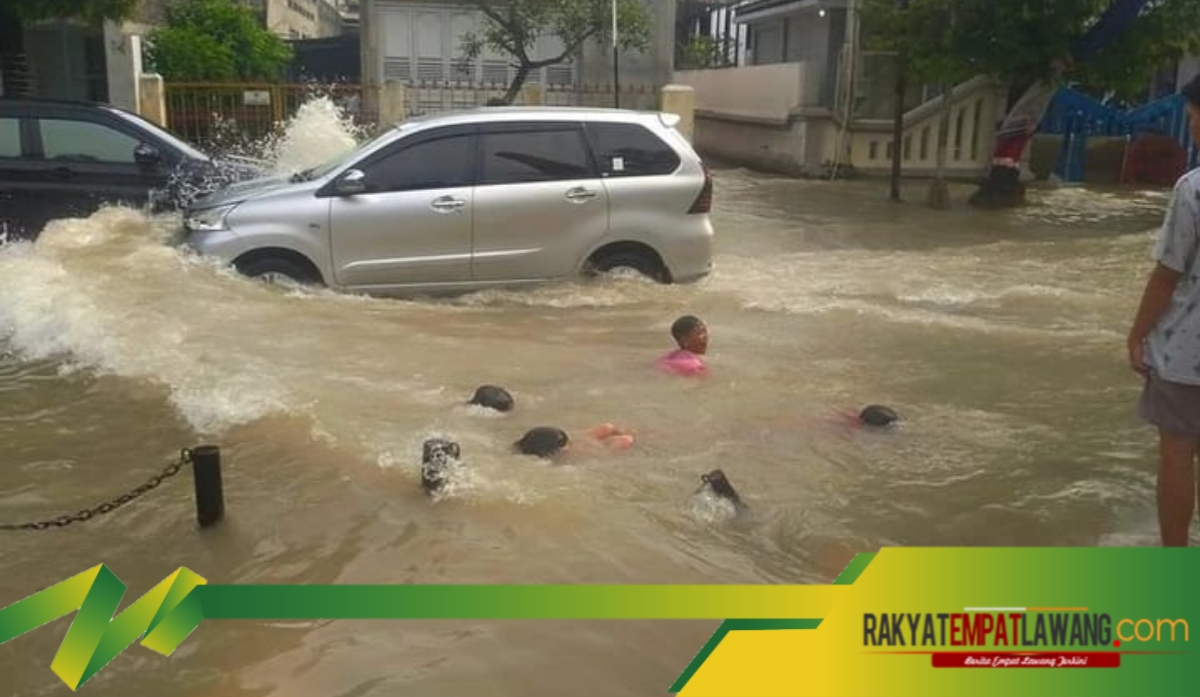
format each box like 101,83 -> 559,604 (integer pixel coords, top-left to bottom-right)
1037,88 -> 1197,181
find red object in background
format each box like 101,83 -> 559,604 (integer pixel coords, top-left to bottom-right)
1123,135 -> 1188,187
932,653 -> 1121,668
994,134 -> 1032,162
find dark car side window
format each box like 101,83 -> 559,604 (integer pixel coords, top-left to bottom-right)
361,134 -> 474,193
38,118 -> 139,164
0,118 -> 21,158
584,122 -> 681,177
479,128 -> 595,186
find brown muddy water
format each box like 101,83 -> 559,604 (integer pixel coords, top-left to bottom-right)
0,123 -> 1183,696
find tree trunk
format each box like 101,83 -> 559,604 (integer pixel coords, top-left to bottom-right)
926,84 -> 953,209
890,53 -> 907,202
502,64 -> 532,105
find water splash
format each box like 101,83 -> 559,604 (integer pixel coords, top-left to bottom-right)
155,94 -> 368,211
264,97 -> 366,177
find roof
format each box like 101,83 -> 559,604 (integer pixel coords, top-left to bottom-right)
398,105 -> 668,127
734,0 -> 846,23
0,96 -> 111,109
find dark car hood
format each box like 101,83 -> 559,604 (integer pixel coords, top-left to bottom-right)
153,156 -> 272,211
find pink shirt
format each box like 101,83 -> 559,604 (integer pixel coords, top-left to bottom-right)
656,349 -> 707,376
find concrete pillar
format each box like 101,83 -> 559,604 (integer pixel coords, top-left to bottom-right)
521,82 -> 544,106
138,73 -> 167,127
104,23 -> 142,113
660,84 -> 695,142
379,80 -> 407,125
360,0 -> 381,121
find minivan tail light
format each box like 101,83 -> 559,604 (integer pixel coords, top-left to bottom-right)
688,166 -> 713,215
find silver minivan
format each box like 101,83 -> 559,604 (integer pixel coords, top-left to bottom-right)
181,107 -> 714,295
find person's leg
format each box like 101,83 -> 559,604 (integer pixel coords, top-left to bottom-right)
1158,430 -> 1200,546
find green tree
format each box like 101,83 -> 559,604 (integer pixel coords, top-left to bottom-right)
865,0 -> 1200,105
459,0 -> 652,105
1071,0 -> 1200,102
863,0 -> 976,204
146,0 -> 293,82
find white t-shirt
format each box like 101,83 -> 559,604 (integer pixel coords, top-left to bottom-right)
1146,167 -> 1200,385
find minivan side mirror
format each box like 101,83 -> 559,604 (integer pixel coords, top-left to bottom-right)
334,169 -> 368,196
134,143 -> 162,167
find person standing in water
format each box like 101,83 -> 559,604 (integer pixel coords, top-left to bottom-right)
1127,72 -> 1200,547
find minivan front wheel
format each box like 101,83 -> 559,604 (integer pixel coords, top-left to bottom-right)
236,256 -> 320,288
586,250 -> 668,284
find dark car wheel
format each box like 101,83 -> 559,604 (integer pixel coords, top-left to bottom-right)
587,251 -> 668,284
236,257 -> 320,287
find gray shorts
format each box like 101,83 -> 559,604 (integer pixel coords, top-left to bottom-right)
1138,370 -> 1200,437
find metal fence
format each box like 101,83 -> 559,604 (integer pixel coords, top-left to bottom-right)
164,81 -> 662,148
404,81 -> 659,115
1038,88 -> 1198,182
164,82 -> 374,147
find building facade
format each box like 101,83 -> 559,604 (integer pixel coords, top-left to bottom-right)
253,0 -> 345,39
361,0 -> 675,91
673,0 -> 1007,179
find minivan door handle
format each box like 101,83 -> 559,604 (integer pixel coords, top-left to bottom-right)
565,187 -> 597,203
431,195 -> 466,213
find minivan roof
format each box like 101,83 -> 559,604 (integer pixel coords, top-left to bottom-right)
396,106 -> 673,129
0,96 -> 130,111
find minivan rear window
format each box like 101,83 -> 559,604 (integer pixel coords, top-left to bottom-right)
584,122 -> 681,177
479,129 -> 595,186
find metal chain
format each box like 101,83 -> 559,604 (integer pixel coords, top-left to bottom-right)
0,449 -> 193,532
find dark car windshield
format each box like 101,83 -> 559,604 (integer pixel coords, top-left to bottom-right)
104,106 -> 211,162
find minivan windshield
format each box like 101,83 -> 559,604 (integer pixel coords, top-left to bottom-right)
289,125 -> 403,183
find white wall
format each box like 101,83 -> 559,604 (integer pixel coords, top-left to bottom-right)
1179,56 -> 1200,89
674,63 -> 814,122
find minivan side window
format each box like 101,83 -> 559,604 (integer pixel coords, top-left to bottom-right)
478,128 -> 595,186
583,122 -> 681,177
0,119 -> 21,158
38,119 -> 139,164
360,134 -> 474,193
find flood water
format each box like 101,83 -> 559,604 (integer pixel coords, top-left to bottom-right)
0,102 -> 1183,696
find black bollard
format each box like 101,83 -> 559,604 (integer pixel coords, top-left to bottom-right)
190,445 -> 225,528
697,469 -> 747,511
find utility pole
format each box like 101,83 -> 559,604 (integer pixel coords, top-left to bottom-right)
889,0 -> 909,202
612,0 -> 621,108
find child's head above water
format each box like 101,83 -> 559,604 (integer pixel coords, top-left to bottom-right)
671,315 -> 708,355
859,405 -> 900,429
469,385 -> 514,413
514,427 -> 570,459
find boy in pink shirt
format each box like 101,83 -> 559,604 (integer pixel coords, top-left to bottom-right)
657,315 -> 708,376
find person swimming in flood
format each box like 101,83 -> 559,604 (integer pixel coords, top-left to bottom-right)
421,438 -> 461,495
857,405 -> 900,429
514,427 -> 571,459
469,385 -> 514,413
657,315 -> 709,376
513,425 -> 634,460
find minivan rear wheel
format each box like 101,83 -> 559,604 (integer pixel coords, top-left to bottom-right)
237,256 -> 319,287
587,250 -> 668,284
